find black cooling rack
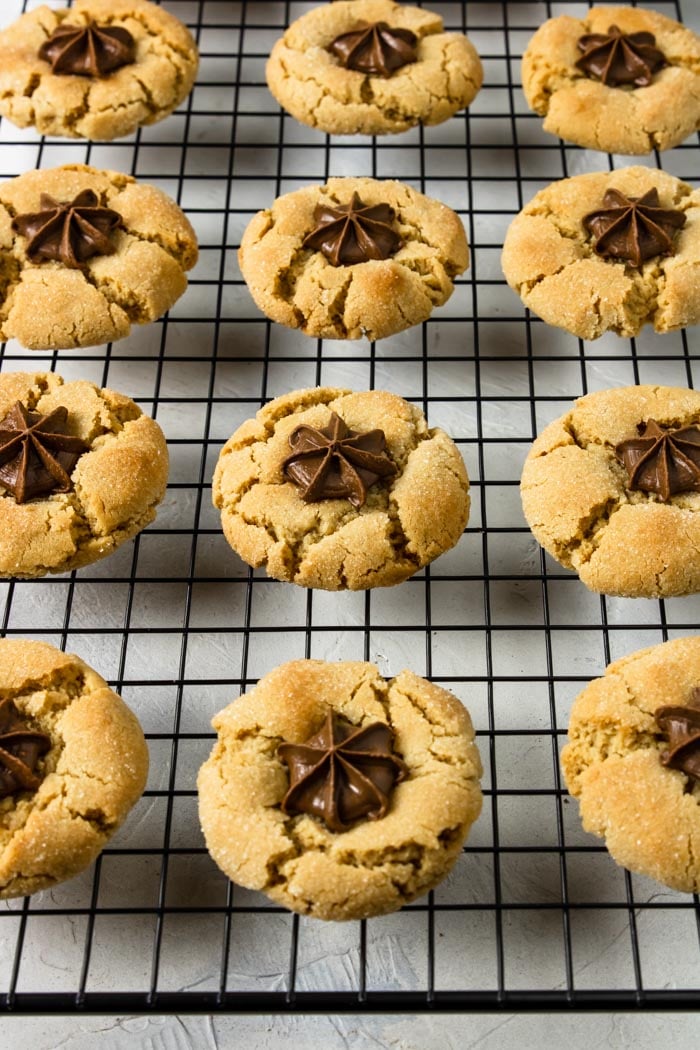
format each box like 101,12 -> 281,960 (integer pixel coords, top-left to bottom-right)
0,0 -> 698,1015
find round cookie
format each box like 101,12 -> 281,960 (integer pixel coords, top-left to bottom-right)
562,636 -> 700,893
0,638 -> 148,899
238,176 -> 468,341
0,371 -> 169,578
520,385 -> 700,598
0,0 -> 198,141
522,6 -> 700,154
213,386 -> 470,590
198,659 -> 483,921
265,0 -> 483,136
0,163 -> 198,350
501,166 -> 700,341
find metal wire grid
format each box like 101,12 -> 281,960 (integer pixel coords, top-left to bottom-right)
0,0 -> 697,1014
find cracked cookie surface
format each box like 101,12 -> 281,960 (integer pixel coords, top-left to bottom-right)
198,659 -> 483,920
522,6 -> 700,154
501,166 -> 700,341
562,636 -> 700,893
213,387 -> 470,591
238,177 -> 469,341
0,371 -> 168,578
0,163 -> 197,350
0,638 -> 148,899
520,384 -> 700,598
265,0 -> 482,136
0,0 -> 198,141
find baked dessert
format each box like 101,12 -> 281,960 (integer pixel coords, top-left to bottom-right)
238,176 -> 468,341
562,636 -> 700,893
520,384 -> 700,598
213,386 -> 470,590
0,163 -> 198,350
0,0 -> 198,140
0,638 -> 148,899
266,0 -> 483,136
522,6 -> 700,153
198,659 -> 483,920
501,166 -> 700,341
0,371 -> 168,578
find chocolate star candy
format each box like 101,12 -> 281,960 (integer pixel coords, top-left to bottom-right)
582,188 -> 686,268
615,418 -> 700,502
576,24 -> 666,87
38,19 -> 136,77
302,192 -> 401,267
0,402 -> 89,504
0,698 -> 51,798
13,189 -> 122,270
655,687 -> 700,785
329,20 -> 417,77
278,709 -> 408,833
282,411 -> 396,508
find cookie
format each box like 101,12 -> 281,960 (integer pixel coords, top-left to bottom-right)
562,636 -> 700,894
238,177 -> 468,341
521,6 -> 700,154
0,371 -> 168,578
0,163 -> 198,350
0,638 -> 148,899
213,386 -> 470,591
501,166 -> 700,341
198,659 -> 482,921
265,0 -> 482,136
0,0 -> 198,141
520,384 -> 700,598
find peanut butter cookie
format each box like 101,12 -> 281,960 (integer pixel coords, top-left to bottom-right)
0,371 -> 168,578
266,0 -> 482,136
0,163 -> 197,350
238,177 -> 468,341
0,638 -> 148,899
562,636 -> 700,893
501,166 -> 700,341
522,6 -> 700,154
0,0 -> 198,141
520,384 -> 700,598
213,387 -> 470,590
198,659 -> 482,921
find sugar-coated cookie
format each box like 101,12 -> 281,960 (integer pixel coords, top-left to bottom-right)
501,166 -> 700,341
266,0 -> 482,136
0,164 -> 197,350
213,386 -> 470,590
0,371 -> 168,578
521,384 -> 700,598
0,638 -> 148,899
0,0 -> 198,141
239,176 -> 468,341
562,636 -> 700,893
198,659 -> 482,920
522,6 -> 700,154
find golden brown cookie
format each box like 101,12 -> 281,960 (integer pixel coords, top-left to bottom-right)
562,636 -> 700,894
198,659 -> 482,921
238,177 -> 468,341
0,371 -> 168,578
213,386 -> 470,590
0,163 -> 197,350
501,166 -> 700,341
0,0 -> 198,141
520,385 -> 700,598
265,0 -> 482,136
0,638 -> 148,899
522,6 -> 700,154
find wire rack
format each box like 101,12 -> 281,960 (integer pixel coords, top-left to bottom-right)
0,0 -> 698,1016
